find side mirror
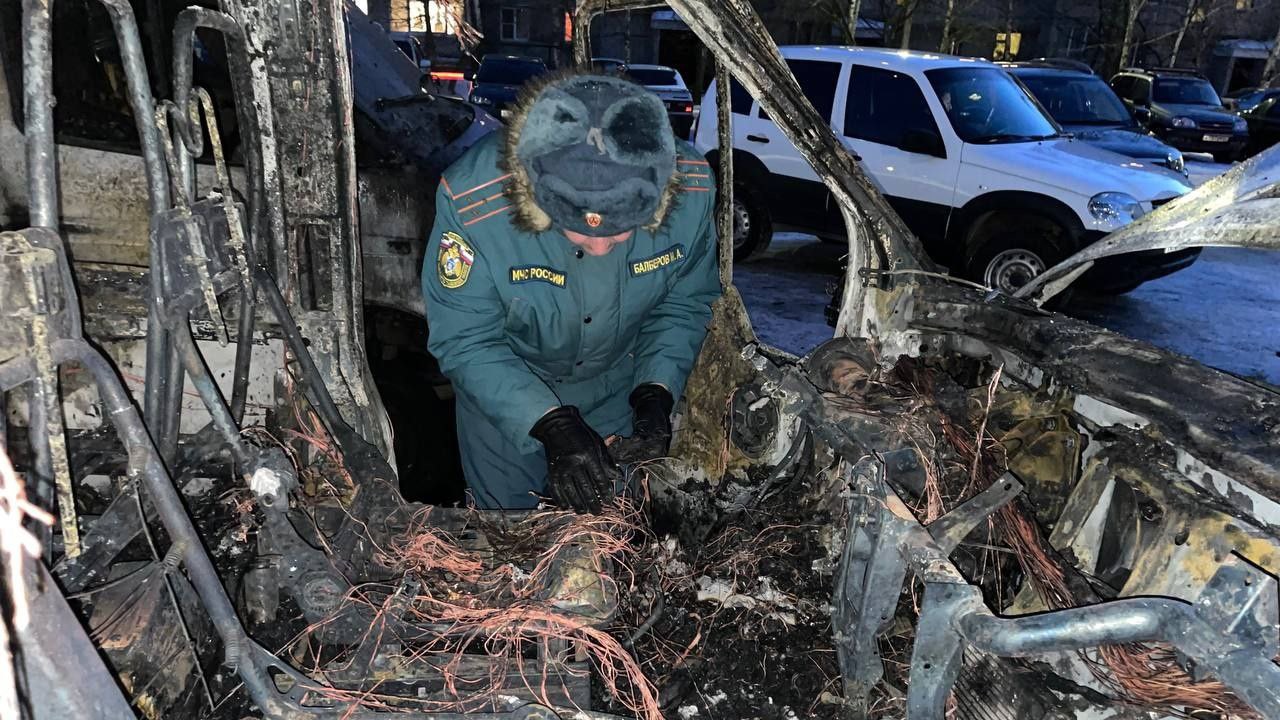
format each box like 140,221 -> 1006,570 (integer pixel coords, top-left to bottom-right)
464,70 -> 475,81
899,128 -> 946,158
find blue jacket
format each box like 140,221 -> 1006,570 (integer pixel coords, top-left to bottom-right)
422,132 -> 721,461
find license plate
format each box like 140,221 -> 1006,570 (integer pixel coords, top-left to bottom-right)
1203,133 -> 1230,143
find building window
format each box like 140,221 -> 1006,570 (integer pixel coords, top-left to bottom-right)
430,0 -> 462,33
408,0 -> 429,31
501,7 -> 529,41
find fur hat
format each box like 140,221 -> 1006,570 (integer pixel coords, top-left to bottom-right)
502,71 -> 679,237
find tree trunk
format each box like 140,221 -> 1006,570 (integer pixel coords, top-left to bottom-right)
846,0 -> 863,45
1262,20 -> 1280,86
899,0 -> 914,49
1118,0 -> 1147,71
939,0 -> 956,52
1170,0 -> 1196,66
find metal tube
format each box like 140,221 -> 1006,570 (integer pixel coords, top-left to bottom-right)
170,9 -> 264,426
82,0 -> 174,438
158,344 -> 185,460
56,339 -> 248,659
171,325 -> 252,469
958,598 -> 1177,656
714,60 -> 732,287
255,266 -> 345,432
95,0 -> 168,214
230,291 -> 255,423
21,0 -> 58,229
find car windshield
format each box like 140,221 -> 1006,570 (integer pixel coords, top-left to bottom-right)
926,67 -> 1059,143
1152,77 -> 1221,106
1016,73 -> 1132,125
627,67 -> 678,86
476,59 -> 544,85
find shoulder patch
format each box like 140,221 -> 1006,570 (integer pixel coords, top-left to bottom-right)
437,232 -> 476,289
630,244 -> 686,277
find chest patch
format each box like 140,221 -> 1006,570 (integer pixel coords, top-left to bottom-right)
630,244 -> 686,277
437,232 -> 475,289
509,265 -> 567,288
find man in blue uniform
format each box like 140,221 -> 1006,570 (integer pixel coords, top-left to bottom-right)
421,71 -> 721,512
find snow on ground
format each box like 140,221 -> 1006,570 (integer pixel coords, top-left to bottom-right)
733,234 -> 841,356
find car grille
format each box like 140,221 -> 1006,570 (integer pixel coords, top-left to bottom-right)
1199,119 -> 1233,132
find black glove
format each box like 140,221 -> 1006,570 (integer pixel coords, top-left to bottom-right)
611,384 -> 674,465
530,406 -> 621,514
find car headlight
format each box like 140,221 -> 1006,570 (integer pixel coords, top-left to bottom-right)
1234,116 -> 1248,131
470,95 -> 492,106
1166,150 -> 1186,174
1170,116 -> 1197,129
1088,192 -> 1146,224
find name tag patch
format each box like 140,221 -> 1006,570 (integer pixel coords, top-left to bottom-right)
509,265 -> 566,287
630,245 -> 686,277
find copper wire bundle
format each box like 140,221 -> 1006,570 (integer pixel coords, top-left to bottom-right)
908,362 -> 1264,718
293,500 -> 663,720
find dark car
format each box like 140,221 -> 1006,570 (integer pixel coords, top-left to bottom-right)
1006,63 -> 1186,176
1109,68 -> 1247,162
1238,93 -> 1280,156
468,55 -> 547,118
1223,86 -> 1280,112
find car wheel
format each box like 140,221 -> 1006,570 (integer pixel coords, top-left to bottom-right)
963,214 -> 1070,297
728,182 -> 773,262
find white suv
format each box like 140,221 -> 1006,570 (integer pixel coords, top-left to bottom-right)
693,47 -> 1196,294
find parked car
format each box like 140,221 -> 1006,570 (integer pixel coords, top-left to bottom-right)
468,55 -> 547,118
624,63 -> 695,137
1004,62 -> 1186,176
590,56 -> 627,74
694,46 -> 1194,295
1238,93 -> 1280,156
1109,67 -> 1247,162
1223,85 -> 1280,112
389,31 -> 433,73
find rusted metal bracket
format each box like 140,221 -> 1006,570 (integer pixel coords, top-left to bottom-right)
1,230 -> 80,556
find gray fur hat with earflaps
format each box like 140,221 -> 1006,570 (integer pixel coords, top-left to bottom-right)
501,70 -> 680,237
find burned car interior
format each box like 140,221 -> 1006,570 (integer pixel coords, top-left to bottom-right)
0,0 -> 1278,718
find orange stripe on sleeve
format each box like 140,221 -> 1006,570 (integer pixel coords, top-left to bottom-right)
451,173 -> 513,200
462,205 -> 512,226
458,191 -> 506,213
